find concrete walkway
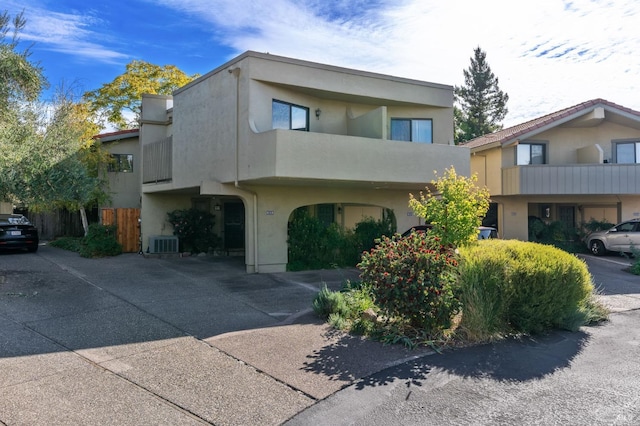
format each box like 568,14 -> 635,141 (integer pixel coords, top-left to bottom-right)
0,246 -> 430,425
0,246 -> 638,425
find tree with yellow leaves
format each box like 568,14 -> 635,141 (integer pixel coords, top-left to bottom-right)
83,60 -> 199,129
409,167 -> 490,247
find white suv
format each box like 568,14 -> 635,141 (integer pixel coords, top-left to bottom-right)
586,219 -> 640,256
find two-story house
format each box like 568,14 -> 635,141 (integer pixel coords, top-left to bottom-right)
139,51 -> 470,273
96,129 -> 141,210
93,129 -> 142,253
465,99 -> 640,241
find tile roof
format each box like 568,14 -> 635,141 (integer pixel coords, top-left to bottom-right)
462,98 -> 640,150
93,128 -> 140,140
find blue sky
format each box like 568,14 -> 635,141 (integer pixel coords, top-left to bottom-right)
6,0 -> 640,127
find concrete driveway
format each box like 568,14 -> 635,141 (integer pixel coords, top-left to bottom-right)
287,254 -> 640,425
0,245 -> 427,425
1,247 -> 639,425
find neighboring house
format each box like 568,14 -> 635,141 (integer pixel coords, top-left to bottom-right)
94,129 -> 142,252
140,51 -> 470,273
464,99 -> 640,241
96,129 -> 141,209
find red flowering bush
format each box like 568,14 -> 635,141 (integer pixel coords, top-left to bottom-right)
358,232 -> 460,333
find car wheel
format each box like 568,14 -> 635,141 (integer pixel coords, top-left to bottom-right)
590,240 -> 605,256
28,245 -> 38,253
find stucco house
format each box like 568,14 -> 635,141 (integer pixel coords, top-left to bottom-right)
139,51 -> 470,273
92,129 -> 142,253
96,129 -> 141,209
464,98 -> 640,241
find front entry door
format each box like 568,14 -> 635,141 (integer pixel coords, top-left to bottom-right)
224,202 -> 245,250
559,206 -> 575,229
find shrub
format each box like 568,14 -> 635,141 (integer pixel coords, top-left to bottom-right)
581,218 -> 614,235
79,224 -> 122,258
287,209 -> 393,271
312,281 -> 377,335
630,246 -> 640,276
49,236 -> 82,252
353,213 -> 396,253
358,232 -> 460,333
458,240 -> 599,337
167,208 -> 219,253
409,167 -> 490,247
456,250 -> 511,341
529,220 -> 585,253
312,284 -> 349,319
287,210 -> 356,270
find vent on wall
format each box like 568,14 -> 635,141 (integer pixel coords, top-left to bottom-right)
148,235 -> 179,253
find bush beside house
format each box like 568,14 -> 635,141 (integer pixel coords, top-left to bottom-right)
312,168 -> 608,348
315,237 -> 607,348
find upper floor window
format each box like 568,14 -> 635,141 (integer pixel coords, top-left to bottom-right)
615,141 -> 640,164
516,143 -> 546,165
272,100 -> 309,131
108,154 -> 133,172
390,118 -> 432,143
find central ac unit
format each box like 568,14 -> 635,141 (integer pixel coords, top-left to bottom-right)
148,235 -> 179,253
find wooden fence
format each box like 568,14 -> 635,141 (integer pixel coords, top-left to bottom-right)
24,209 -> 88,241
101,208 -> 141,253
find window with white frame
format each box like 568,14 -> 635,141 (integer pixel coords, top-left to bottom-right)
390,118 -> 432,143
108,154 -> 133,172
272,100 -> 309,131
516,143 -> 546,165
615,141 -> 640,164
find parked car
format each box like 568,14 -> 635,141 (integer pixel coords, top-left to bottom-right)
401,224 -> 498,240
0,214 -> 39,252
477,226 -> 499,239
586,218 -> 640,256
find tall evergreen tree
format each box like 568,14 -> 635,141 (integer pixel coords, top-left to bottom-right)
454,47 -> 509,143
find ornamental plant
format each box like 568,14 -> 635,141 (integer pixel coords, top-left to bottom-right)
358,232 -> 460,333
409,167 -> 490,247
79,224 -> 122,258
458,239 -> 603,337
167,208 -> 219,253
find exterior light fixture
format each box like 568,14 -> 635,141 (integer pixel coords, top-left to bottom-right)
315,108 -> 321,119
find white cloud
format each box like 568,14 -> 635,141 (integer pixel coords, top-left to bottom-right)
10,0 -> 639,126
4,1 -> 128,63
149,0 -> 640,125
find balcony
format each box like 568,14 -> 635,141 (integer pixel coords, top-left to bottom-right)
241,129 -> 469,189
502,164 -> 640,195
142,136 -> 172,184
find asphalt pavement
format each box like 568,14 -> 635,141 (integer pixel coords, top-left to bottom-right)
0,245 -> 639,425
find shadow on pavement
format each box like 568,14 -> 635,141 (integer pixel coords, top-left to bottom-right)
300,325 -> 591,393
357,328 -> 590,391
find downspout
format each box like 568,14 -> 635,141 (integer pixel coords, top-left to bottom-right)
229,67 -> 259,273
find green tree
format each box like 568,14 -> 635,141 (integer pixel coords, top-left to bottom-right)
0,89 -> 108,234
409,167 -> 490,247
0,10 -> 47,112
0,11 -> 110,234
454,47 -> 509,143
83,60 -> 199,129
